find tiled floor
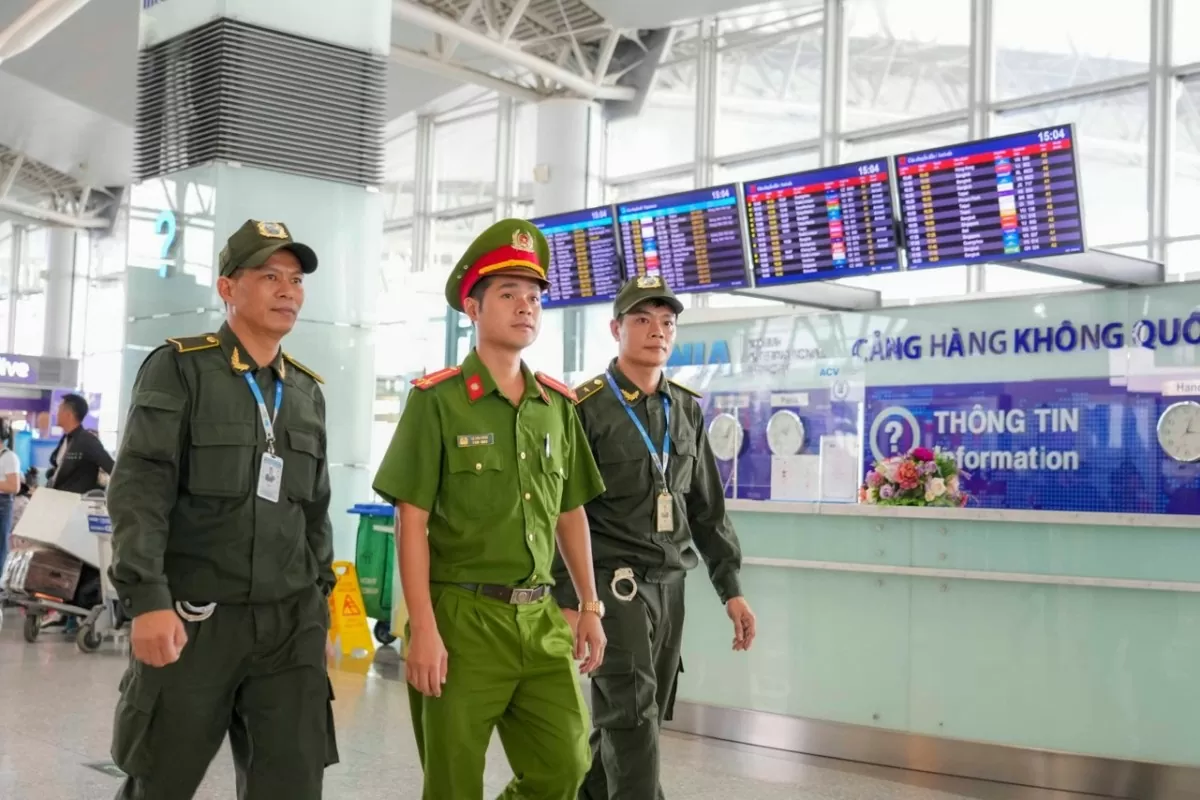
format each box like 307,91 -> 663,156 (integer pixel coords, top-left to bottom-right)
0,610 -> 1086,799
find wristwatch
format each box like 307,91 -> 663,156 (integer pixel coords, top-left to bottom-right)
580,600 -> 606,619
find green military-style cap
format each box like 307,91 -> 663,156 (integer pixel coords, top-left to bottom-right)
445,218 -> 551,312
218,219 -> 318,277
613,274 -> 684,318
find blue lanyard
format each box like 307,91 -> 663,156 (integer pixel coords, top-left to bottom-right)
605,372 -> 670,481
243,373 -> 283,455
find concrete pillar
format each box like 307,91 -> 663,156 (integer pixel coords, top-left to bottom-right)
42,226 -> 75,358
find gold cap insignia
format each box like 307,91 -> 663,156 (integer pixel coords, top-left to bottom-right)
636,275 -> 663,289
512,230 -> 535,253
256,221 -> 289,240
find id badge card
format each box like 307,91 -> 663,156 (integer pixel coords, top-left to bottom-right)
656,491 -> 674,533
257,453 -> 284,503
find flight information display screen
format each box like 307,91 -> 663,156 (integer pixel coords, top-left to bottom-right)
895,125 -> 1085,269
532,206 -> 624,309
617,185 -> 749,294
743,158 -> 900,285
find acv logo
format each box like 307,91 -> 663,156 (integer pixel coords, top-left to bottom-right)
819,367 -> 839,377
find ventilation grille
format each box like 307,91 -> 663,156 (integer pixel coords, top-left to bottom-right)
135,19 -> 385,186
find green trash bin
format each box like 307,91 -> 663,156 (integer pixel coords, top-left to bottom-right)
349,503 -> 397,645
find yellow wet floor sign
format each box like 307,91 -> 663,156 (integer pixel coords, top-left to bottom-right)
328,561 -> 375,666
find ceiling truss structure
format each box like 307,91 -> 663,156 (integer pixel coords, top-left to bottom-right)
391,0 -> 657,102
0,144 -> 118,230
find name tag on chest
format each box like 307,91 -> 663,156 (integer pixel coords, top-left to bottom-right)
257,453 -> 284,503
456,434 -> 495,448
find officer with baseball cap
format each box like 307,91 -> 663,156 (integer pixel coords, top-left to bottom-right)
554,273 -> 756,800
108,219 -> 338,799
374,218 -> 609,798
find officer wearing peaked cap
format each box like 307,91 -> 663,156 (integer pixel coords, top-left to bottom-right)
373,218 -> 609,799
107,219 -> 337,799
552,274 -> 756,800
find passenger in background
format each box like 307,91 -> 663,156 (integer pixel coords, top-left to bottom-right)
46,394 -> 113,493
0,419 -> 20,571
554,275 -> 757,800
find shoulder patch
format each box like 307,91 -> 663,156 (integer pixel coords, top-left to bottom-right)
283,352 -> 324,384
573,375 -> 606,405
411,366 -> 462,391
535,372 -> 577,402
166,334 -> 220,354
668,378 -> 702,398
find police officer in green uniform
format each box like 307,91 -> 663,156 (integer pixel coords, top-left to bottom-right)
107,219 -> 338,800
372,219 -> 609,800
553,275 -> 757,800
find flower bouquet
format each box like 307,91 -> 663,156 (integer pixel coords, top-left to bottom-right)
859,447 -> 969,507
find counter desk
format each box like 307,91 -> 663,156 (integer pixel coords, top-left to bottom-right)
668,500 -> 1200,796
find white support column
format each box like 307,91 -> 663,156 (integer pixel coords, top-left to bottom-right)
966,0 -> 993,294
693,17 -> 718,190
42,225 -> 75,358
533,98 -> 600,215
495,96 -> 516,219
1148,0 -> 1173,263
819,0 -> 846,166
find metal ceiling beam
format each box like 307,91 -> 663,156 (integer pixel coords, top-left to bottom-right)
390,45 -> 543,102
0,0 -> 92,65
499,0 -> 531,43
0,198 -> 106,229
391,0 -> 635,101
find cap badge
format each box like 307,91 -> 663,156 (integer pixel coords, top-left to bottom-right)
512,229 -> 535,253
255,221 -> 289,240
636,275 -> 663,289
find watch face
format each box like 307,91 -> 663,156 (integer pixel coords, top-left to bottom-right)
707,413 -> 744,462
766,410 -> 805,456
1157,401 -> 1200,462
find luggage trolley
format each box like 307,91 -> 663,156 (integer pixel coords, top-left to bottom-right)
1,489 -> 126,653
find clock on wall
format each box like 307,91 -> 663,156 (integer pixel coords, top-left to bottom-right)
707,412 -> 744,462
766,410 -> 806,456
1157,401 -> 1200,462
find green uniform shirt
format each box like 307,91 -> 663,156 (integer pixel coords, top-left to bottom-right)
108,323 -> 336,617
372,349 -> 605,588
552,360 -> 743,607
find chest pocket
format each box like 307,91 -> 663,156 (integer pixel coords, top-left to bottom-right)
670,435 -> 697,495
284,428 -> 322,502
444,444 -> 506,520
187,421 -> 256,498
595,439 -> 647,500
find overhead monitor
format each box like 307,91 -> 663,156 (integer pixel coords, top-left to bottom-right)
743,158 -> 900,286
531,206 -> 623,309
617,184 -> 750,294
894,124 -> 1086,269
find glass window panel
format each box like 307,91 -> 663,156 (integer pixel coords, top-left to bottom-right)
514,103 -> 537,201
843,0 -> 969,131
714,150 -> 820,183
14,226 -> 47,356
993,87 -> 1149,246
841,124 -> 969,162
983,265 -> 1081,295
0,222 -> 12,351
434,112 -> 498,211
1167,239 -> 1200,280
384,129 -> 417,221
840,265 -> 970,303
1171,77 -> 1200,237
715,4 -> 823,157
606,24 -> 699,179
605,173 -> 695,205
1174,0 -> 1200,65
994,0 -> 1150,100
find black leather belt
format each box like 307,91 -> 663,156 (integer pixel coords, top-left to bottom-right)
456,583 -> 548,605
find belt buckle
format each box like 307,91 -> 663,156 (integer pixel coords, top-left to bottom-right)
509,588 -> 538,605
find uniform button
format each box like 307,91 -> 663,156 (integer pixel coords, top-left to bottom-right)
520,452 -> 527,460
524,493 -> 531,501
475,463 -> 482,471
528,534 -> 534,542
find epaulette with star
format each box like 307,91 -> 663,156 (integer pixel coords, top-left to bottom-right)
535,372 -> 576,402
284,352 -> 325,384
668,378 -> 702,398
573,375 -> 606,405
166,334 -> 220,354
411,366 -> 462,391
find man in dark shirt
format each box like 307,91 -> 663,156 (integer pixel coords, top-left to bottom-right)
46,394 -> 113,494
552,275 -> 757,800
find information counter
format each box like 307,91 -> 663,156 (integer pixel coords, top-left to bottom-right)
649,281 -> 1200,797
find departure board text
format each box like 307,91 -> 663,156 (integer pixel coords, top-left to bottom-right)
533,207 -> 623,309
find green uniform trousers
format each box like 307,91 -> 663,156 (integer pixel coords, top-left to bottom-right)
580,571 -> 686,800
408,583 -> 591,799
110,586 -> 338,800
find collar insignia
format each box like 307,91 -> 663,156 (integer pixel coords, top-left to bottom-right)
512,229 -> 535,253
621,388 -> 640,402
231,347 -> 250,372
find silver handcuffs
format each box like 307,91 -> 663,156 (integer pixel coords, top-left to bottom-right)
175,601 -> 217,622
610,568 -> 638,602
